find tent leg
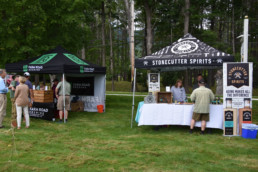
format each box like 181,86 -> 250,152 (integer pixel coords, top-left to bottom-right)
131,68 -> 137,128
63,73 -> 66,123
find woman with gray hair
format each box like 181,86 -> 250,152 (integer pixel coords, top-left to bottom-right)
14,76 -> 30,129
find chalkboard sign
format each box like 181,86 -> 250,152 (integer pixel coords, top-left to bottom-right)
67,77 -> 94,96
224,111 -> 234,135
243,111 -> 252,122
29,102 -> 54,121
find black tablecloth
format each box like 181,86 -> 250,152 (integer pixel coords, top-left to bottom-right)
29,102 -> 54,121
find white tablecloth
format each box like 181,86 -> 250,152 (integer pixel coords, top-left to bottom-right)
138,104 -> 224,129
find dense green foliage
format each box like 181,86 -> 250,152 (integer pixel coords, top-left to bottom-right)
0,0 -> 257,87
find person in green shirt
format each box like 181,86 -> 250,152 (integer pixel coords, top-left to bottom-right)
55,77 -> 71,123
9,75 -> 20,122
190,79 -> 215,134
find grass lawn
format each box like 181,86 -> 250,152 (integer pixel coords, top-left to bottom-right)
0,95 -> 258,171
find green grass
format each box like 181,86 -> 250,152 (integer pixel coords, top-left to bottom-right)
0,95 -> 258,171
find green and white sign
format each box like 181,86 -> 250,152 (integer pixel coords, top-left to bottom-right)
30,53 -> 57,64
64,53 -> 88,65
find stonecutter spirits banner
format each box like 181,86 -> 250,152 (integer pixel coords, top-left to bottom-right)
223,62 -> 253,109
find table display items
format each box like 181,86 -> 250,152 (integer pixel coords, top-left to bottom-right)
157,92 -> 172,103
144,93 -> 156,104
223,108 -> 238,136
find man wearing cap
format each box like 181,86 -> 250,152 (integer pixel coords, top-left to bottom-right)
190,79 -> 215,134
0,69 -> 8,128
24,72 -> 34,104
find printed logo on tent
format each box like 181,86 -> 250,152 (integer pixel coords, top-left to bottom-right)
80,66 -> 94,73
227,63 -> 249,88
63,53 -> 88,65
23,65 -> 28,72
30,53 -> 57,64
171,41 -> 198,54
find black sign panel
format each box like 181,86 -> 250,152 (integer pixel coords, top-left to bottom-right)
243,111 -> 252,122
150,74 -> 158,83
227,63 -> 249,88
29,102 -> 54,121
224,111 -> 234,135
67,77 -> 94,96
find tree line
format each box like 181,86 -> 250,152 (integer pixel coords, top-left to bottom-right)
0,0 -> 257,91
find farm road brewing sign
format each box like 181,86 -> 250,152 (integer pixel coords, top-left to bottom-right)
223,63 -> 253,109
67,77 -> 94,96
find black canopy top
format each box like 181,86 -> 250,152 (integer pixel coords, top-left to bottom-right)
5,46 -> 106,74
135,33 -> 234,71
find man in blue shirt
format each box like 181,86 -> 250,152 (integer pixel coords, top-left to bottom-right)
0,69 -> 8,128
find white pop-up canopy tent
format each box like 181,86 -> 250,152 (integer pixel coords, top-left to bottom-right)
131,34 -> 234,127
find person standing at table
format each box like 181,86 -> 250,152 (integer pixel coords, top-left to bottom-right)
9,75 -> 20,127
190,79 -> 214,135
24,72 -> 34,105
193,74 -> 209,90
14,76 -> 30,129
0,69 -> 8,129
52,78 -> 59,118
171,79 -> 187,103
56,77 -> 71,123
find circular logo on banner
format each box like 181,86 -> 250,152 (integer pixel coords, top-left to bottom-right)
171,41 -> 198,54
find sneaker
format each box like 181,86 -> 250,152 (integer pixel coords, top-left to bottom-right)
57,120 -> 63,123
200,131 -> 205,135
0,126 -> 5,129
189,129 -> 193,134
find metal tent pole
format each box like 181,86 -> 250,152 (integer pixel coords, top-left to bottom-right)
131,68 -> 137,128
63,73 -> 66,123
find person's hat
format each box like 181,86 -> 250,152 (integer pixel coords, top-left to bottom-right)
24,72 -> 30,77
52,78 -> 59,82
198,79 -> 205,84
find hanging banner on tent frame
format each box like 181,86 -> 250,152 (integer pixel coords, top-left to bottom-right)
67,77 -> 94,96
148,73 -> 160,92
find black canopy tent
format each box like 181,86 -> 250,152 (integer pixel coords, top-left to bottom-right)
6,46 -> 106,123
131,34 -> 234,127
5,46 -> 106,74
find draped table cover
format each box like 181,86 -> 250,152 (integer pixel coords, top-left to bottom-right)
136,102 -> 223,129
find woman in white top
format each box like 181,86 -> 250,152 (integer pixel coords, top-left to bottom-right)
171,79 -> 187,103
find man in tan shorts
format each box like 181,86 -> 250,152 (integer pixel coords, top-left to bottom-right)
190,79 -> 215,134
55,77 -> 71,123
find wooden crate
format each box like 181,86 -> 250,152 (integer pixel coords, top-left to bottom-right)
33,90 -> 54,103
157,92 -> 172,103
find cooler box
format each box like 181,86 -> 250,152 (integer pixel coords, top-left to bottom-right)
242,124 -> 258,139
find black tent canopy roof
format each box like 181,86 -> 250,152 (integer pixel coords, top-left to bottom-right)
135,33 -> 234,71
5,46 -> 106,74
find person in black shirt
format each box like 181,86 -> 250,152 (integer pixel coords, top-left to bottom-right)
193,74 -> 209,90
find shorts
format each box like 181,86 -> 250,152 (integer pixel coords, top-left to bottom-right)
192,112 -> 209,121
57,96 -> 70,111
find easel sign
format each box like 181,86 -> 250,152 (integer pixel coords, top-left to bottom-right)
148,73 -> 160,92
223,62 -> 253,136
